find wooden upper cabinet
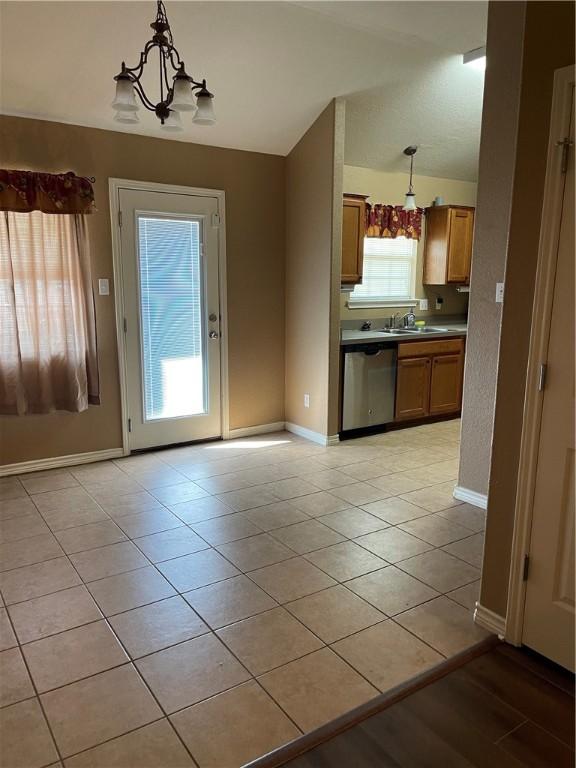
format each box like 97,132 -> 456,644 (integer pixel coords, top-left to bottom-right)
423,205 -> 475,285
342,194 -> 367,285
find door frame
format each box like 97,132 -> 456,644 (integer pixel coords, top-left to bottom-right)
506,65 -> 574,645
109,178 -> 230,455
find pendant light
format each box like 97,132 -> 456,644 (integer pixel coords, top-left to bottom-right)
403,146 -> 418,211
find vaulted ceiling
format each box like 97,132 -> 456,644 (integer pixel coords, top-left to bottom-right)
0,1 -> 486,180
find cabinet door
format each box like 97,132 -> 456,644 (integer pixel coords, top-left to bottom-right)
395,357 -> 431,421
429,353 -> 463,415
447,208 -> 474,283
342,199 -> 365,284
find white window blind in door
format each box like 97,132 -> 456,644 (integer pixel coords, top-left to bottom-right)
137,215 -> 205,421
350,236 -> 418,304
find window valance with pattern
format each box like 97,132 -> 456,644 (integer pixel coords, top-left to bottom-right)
365,203 -> 424,240
0,170 -> 96,215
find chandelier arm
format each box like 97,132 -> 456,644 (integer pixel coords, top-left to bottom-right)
131,79 -> 158,112
122,40 -> 161,82
166,46 -> 183,73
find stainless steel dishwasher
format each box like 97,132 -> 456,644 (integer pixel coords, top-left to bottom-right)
342,343 -> 397,431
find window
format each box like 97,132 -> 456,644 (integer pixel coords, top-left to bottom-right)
137,215 -> 205,421
0,211 -> 99,415
349,236 -> 418,306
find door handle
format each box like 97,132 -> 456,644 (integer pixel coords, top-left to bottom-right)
208,330 -> 219,339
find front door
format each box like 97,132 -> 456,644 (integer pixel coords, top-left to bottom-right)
522,82 -> 574,671
118,186 -> 222,451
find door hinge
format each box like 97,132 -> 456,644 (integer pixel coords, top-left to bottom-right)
127,418 -> 132,433
123,317 -> 127,333
118,210 -> 123,228
211,212 -> 221,228
522,554 -> 530,581
556,137 -> 573,174
538,363 -> 547,391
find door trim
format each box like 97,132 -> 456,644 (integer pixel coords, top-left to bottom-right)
109,178 -> 229,455
506,65 -> 575,646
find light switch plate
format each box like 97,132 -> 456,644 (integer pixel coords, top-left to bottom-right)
98,278 -> 110,296
304,394 -> 310,408
419,298 -> 429,311
495,282 -> 504,303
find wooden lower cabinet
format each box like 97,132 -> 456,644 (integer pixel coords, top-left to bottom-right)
395,338 -> 464,422
395,357 -> 432,421
429,353 -> 463,415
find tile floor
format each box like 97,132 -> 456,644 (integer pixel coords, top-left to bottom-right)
0,418 -> 489,768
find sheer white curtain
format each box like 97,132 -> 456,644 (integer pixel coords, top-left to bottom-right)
0,211 -> 99,414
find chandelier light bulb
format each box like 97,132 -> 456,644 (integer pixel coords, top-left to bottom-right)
193,90 -> 216,126
161,110 -> 184,132
171,72 -> 197,113
112,76 -> 139,112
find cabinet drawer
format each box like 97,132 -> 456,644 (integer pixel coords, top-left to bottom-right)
398,338 -> 464,358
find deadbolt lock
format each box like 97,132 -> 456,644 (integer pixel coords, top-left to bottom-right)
209,313 -> 218,322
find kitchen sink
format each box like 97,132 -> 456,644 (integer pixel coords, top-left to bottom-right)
379,327 -> 449,335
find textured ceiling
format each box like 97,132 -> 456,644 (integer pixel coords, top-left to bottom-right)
0,1 -> 486,178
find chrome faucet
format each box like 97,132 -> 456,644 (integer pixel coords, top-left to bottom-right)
402,310 -> 416,328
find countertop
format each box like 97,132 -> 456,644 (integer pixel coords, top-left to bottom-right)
340,323 -> 467,346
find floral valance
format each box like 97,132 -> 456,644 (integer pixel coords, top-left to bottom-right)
0,170 -> 96,215
365,203 -> 424,240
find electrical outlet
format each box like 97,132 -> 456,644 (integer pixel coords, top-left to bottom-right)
435,297 -> 444,311
98,278 -> 110,296
495,282 -> 505,303
419,298 -> 428,311
304,394 -> 310,408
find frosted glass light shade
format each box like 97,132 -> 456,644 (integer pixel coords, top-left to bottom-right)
171,78 -> 196,112
193,93 -> 216,125
112,78 -> 139,112
403,193 -> 417,211
114,110 -> 139,124
161,110 -> 183,132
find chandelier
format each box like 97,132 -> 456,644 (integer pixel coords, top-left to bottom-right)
112,0 -> 215,131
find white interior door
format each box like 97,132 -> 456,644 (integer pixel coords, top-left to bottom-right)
118,187 -> 222,451
522,84 -> 574,671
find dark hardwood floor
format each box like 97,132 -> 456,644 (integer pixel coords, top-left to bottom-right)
279,644 -> 575,768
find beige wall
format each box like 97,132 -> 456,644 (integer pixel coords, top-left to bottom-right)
479,0 -> 575,618
458,1 -> 526,500
341,166 -> 476,322
285,101 -> 340,437
0,116 -> 286,465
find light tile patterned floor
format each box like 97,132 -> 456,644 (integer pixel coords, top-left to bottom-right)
0,419 -> 488,768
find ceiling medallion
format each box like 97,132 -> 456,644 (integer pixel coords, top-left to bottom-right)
112,0 -> 215,131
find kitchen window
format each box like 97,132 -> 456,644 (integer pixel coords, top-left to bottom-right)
348,236 -> 418,307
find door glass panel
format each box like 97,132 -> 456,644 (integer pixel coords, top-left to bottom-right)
137,215 -> 205,421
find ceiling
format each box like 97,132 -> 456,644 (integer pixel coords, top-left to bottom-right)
0,1 -> 487,180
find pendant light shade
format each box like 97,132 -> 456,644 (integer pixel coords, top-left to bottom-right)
402,145 -> 418,211
161,110 -> 183,132
113,110 -> 140,124
403,193 -> 417,211
171,73 -> 197,112
193,89 -> 216,125
112,76 -> 139,112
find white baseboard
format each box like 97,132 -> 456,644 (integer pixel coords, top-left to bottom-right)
453,485 -> 488,509
474,601 -> 506,638
226,422 -> 286,440
285,422 -> 339,447
0,448 -> 126,477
